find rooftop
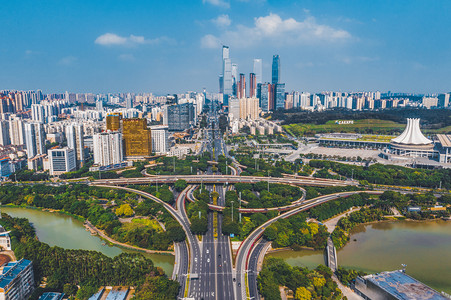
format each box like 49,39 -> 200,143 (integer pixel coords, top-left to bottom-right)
39,292 -> 65,300
362,270 -> 448,300
0,259 -> 32,289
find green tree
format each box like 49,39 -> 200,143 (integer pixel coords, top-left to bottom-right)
295,286 -> 312,300
174,179 -> 187,192
115,204 -> 134,217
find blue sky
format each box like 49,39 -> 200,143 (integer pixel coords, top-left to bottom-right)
1,0 -> 450,94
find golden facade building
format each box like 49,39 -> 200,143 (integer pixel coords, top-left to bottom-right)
122,118 -> 152,157
106,113 -> 121,131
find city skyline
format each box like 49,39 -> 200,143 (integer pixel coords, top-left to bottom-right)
1,0 -> 451,94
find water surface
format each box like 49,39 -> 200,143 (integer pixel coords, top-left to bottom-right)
2,207 -> 174,275
269,220 -> 451,293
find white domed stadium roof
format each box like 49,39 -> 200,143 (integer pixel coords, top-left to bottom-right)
391,118 -> 432,145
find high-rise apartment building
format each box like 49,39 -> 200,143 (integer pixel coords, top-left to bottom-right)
239,97 -> 259,120
0,259 -> 35,300
65,123 -> 85,167
253,59 -> 262,85
48,147 -> 76,176
93,132 -> 123,166
24,122 -> 45,158
0,120 -> 10,146
9,116 -> 24,146
167,103 -> 195,131
228,98 -> 240,122
438,93 -> 450,108
31,104 -> 45,123
122,118 -> 152,158
249,73 -> 256,98
149,125 -> 169,154
106,113 -> 121,131
272,55 -> 280,84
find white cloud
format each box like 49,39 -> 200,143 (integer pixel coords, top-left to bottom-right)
212,14 -> 231,27
95,33 -> 175,47
201,34 -> 222,49
203,0 -> 230,9
202,13 -> 352,49
59,56 -> 77,66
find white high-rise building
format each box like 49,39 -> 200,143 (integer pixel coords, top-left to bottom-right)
66,123 -> 85,167
149,125 -> 169,154
24,122 -> 45,158
228,98 -> 240,122
31,104 -> 45,123
93,132 -> 123,167
0,120 -> 10,146
48,147 -> 76,175
9,116 -> 25,146
253,59 -> 263,84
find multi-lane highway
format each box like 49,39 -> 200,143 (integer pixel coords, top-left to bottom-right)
235,190 -> 384,300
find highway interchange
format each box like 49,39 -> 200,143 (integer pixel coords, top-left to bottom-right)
92,103 -> 376,300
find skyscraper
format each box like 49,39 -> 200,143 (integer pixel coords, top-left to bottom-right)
106,113 -> 121,131
272,55 -> 281,84
167,103 -> 195,131
238,73 -> 246,99
93,132 -> 123,166
122,118 -> 152,158
149,125 -> 169,154
258,83 -> 271,113
24,122 -> 45,158
232,63 -> 238,97
66,123 -> 85,167
253,59 -> 262,85
249,73 -> 256,98
0,120 -> 10,146
274,83 -> 286,110
9,116 -> 24,146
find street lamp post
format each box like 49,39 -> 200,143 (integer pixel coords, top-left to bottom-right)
267,170 -> 270,193
231,200 -> 234,222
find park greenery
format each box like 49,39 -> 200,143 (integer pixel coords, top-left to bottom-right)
309,193 -> 375,221
187,188 -> 210,234
257,257 -> 342,300
146,152 -> 212,175
0,184 -> 185,251
0,213 -> 179,300
309,159 -> 451,189
263,214 -> 329,250
273,108 -> 451,135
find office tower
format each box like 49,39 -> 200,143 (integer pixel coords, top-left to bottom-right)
0,120 -> 10,146
0,259 -> 35,300
239,97 -> 259,120
167,103 -> 195,131
438,93 -> 450,108
258,83 -> 270,113
253,59 -> 262,85
272,55 -> 280,84
48,148 -> 76,175
9,116 -> 24,145
24,122 -> 45,158
149,125 -> 169,154
66,123 -> 85,167
232,63 -> 238,97
228,98 -> 240,122
122,118 -> 152,158
238,73 -> 246,99
249,73 -> 256,98
93,132 -> 123,166
274,83 -> 285,110
221,45 -> 233,97
106,113 -> 121,131
219,76 -> 224,94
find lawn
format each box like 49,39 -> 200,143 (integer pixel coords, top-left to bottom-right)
283,119 -> 405,136
131,218 -> 164,232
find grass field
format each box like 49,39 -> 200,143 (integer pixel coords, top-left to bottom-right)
131,218 -> 164,232
283,119 -> 405,136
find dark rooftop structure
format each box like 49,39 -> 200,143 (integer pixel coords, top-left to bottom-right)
355,270 -> 449,300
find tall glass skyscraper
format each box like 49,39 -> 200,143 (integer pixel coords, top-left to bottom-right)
272,55 -> 280,84
253,59 -> 262,85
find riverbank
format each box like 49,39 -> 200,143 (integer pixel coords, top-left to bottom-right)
83,220 -> 174,255
2,204 -> 175,255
